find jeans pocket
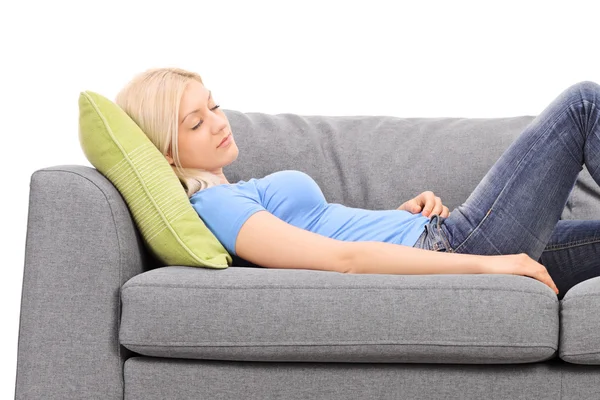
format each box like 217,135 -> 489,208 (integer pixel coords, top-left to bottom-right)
414,215 -> 452,252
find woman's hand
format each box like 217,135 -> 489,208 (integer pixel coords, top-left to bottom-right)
397,191 -> 450,218
483,253 -> 559,295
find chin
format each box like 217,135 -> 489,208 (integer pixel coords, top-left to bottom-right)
228,147 -> 239,163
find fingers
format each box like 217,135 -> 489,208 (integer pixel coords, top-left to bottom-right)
413,203 -> 422,213
527,256 -> 558,294
532,260 -> 559,295
496,254 -> 559,296
538,266 -> 559,295
431,197 -> 444,216
440,206 -> 450,218
542,269 -> 559,295
421,192 -> 448,218
397,201 -> 415,212
421,192 -> 437,216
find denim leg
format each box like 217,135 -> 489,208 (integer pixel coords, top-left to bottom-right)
538,220 -> 600,300
440,81 -> 600,261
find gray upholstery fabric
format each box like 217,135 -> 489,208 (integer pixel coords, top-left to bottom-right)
221,111 -> 600,221
124,357 -> 566,400
120,266 -> 558,364
561,167 -> 600,220
124,357 -> 600,400
15,166 -> 158,400
15,110 -> 600,399
560,276 -> 600,364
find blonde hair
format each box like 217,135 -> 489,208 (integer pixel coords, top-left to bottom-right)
115,67 -> 223,197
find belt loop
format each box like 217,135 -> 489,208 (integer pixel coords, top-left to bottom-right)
437,218 -> 454,253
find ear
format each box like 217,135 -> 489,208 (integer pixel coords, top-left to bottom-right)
165,152 -> 174,165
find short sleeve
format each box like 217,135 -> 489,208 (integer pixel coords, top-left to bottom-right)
190,185 -> 267,256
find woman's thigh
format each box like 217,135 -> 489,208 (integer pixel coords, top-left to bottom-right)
440,81 -> 600,261
538,219 -> 600,300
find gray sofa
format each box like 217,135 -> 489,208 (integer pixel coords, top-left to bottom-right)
15,109 -> 600,399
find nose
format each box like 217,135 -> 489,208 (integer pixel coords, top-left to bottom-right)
208,112 -> 228,134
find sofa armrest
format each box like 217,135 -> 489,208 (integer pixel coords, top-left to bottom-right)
15,165 -> 153,400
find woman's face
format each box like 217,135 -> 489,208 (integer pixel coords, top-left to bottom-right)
166,80 -> 238,172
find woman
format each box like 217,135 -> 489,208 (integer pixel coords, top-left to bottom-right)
116,67 -> 600,299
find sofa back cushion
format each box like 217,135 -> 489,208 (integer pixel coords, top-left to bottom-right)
222,110 -> 600,220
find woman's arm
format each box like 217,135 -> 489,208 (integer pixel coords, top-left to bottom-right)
341,241 -> 559,295
341,241 -> 485,275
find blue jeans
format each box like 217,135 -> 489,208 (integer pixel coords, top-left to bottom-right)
412,81 -> 600,300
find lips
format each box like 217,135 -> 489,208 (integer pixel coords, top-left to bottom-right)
218,134 -> 231,147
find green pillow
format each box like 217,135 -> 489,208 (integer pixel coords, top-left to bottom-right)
78,90 -> 231,269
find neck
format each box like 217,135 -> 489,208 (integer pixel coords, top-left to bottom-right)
213,170 -> 230,185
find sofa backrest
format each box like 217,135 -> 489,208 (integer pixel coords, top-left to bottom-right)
223,110 -> 600,221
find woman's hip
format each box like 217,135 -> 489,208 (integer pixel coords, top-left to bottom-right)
412,214 -> 452,252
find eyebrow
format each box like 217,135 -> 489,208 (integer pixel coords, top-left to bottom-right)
181,90 -> 212,124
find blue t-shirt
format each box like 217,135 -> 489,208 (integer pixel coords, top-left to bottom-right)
190,170 -> 430,256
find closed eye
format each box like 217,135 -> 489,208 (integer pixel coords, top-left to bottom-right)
192,104 -> 221,130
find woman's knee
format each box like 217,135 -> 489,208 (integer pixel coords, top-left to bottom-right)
565,80 -> 600,103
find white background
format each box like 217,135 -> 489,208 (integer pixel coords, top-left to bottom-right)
3,0 -> 600,396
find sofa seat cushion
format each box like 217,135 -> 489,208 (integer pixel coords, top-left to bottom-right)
560,276 -> 600,364
119,266 -> 559,364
